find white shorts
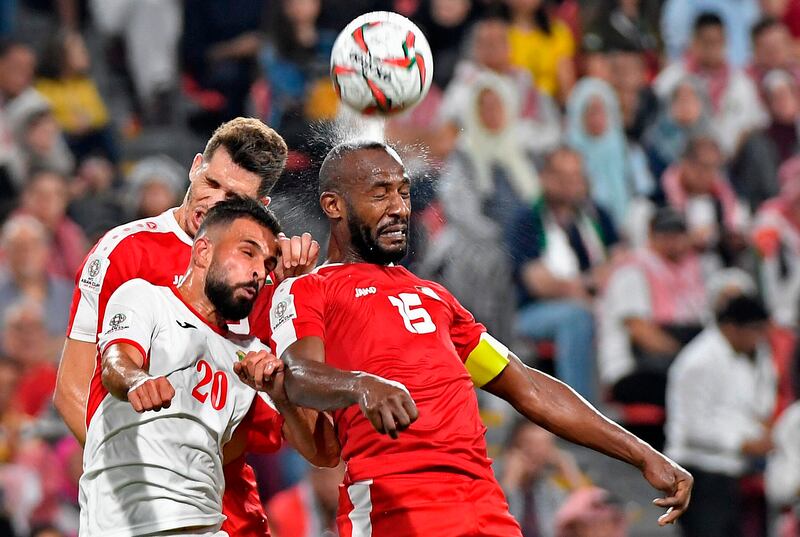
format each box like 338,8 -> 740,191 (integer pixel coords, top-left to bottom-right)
147,526 -> 228,537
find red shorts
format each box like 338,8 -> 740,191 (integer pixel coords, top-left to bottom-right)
337,472 -> 522,537
221,456 -> 270,537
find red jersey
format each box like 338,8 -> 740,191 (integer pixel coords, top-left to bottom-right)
270,263 -> 495,483
66,208 -> 279,536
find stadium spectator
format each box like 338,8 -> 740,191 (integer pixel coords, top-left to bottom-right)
766,401 -> 800,535
666,293 -> 776,537
35,30 -> 118,163
260,0 -> 336,141
1,299 -> 57,419
88,0 -> 181,123
554,487 -> 628,537
607,50 -> 659,143
661,135 -> 748,266
123,154 -> 185,221
506,0 -> 576,103
423,73 -> 538,342
582,0 -> 660,78
0,215 -> 72,342
655,12 -> 767,157
508,147 -> 620,402
500,420 -> 584,537
752,157 -> 800,328
566,77 -> 640,226
17,169 -> 87,280
643,76 -> 712,181
266,463 -> 345,537
67,156 -> 124,241
439,15 -> 562,158
748,16 -> 800,95
0,38 -> 36,190
413,0 -> 475,89
660,0 -> 761,67
598,208 -> 708,449
5,90 -> 74,179
181,0 -> 266,134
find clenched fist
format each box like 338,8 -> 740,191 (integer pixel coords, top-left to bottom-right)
127,376 -> 175,413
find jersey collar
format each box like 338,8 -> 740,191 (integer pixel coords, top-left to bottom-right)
165,208 -> 193,246
169,285 -> 229,336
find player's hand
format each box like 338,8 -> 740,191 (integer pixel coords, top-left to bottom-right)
355,373 -> 418,439
234,350 -> 284,392
275,232 -> 320,281
641,452 -> 693,526
127,376 -> 175,413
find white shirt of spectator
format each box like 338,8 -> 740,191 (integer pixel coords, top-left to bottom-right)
766,402 -> 800,508
597,257 -> 710,385
665,325 -> 776,477
79,278 -> 266,537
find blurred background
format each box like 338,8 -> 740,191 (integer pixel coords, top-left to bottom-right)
0,0 -> 798,536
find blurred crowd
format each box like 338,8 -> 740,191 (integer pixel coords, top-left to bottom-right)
0,0 -> 798,536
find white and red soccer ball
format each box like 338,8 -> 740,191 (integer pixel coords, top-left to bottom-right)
330,11 -> 434,116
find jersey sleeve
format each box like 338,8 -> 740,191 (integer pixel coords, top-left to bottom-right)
436,283 -> 511,388
67,235 -> 142,342
97,279 -> 158,366
270,276 -> 325,358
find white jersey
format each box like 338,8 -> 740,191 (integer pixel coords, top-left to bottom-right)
79,279 -> 266,537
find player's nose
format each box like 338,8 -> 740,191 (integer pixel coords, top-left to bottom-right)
387,192 -> 410,218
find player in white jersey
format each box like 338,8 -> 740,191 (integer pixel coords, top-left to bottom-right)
80,198 -> 338,537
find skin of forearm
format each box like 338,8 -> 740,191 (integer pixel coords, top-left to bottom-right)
101,346 -> 149,401
278,404 -> 339,466
281,353 -> 364,410
486,354 -> 657,469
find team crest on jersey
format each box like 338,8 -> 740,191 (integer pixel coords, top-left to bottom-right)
106,313 -> 129,333
271,295 -> 296,329
79,255 -> 109,294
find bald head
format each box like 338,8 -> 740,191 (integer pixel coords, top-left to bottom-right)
319,141 -> 405,196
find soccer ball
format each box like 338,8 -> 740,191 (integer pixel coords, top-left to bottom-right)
330,11 -> 434,116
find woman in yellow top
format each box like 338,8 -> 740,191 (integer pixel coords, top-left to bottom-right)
35,31 -> 118,163
506,0 -> 576,105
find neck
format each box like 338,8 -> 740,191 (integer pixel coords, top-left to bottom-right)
326,231 -> 367,264
171,202 -> 193,237
176,269 -> 227,330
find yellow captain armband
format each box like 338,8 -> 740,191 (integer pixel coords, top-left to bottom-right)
464,333 -> 511,388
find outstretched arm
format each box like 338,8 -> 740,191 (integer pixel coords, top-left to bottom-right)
235,340 -> 418,439
484,352 -> 693,526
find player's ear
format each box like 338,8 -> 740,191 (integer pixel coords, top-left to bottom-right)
320,191 -> 342,220
188,153 -> 204,183
193,235 -> 212,269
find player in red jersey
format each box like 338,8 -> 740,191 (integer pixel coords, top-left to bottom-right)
55,118 -> 330,536
236,141 -> 694,537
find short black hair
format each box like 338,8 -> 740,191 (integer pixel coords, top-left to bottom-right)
318,140 -> 394,195
694,12 -> 724,35
752,16 -> 784,42
0,37 -> 31,59
716,294 -> 770,325
197,196 -> 281,239
649,207 -> 688,234
683,133 -> 720,161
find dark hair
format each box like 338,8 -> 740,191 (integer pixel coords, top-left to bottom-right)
716,294 -> 770,325
318,140 -> 394,195
649,207 -> 688,234
197,196 -> 282,239
37,30 -> 69,79
693,12 -> 724,35
752,16 -> 784,42
203,118 -> 288,198
0,37 -> 31,59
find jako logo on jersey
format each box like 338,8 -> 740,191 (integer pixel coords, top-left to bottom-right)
173,275 -> 185,285
355,287 -> 377,298
176,320 -> 197,329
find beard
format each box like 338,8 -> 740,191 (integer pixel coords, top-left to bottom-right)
205,262 -> 258,320
346,202 -> 408,265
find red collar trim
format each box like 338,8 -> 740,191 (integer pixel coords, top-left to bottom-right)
169,285 -> 228,336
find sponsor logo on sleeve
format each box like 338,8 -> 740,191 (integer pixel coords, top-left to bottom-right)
270,296 -> 296,330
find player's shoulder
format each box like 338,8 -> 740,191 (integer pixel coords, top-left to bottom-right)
90,210 -> 187,259
111,277 -> 161,299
